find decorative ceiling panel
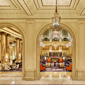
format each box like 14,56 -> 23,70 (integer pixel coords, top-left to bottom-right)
0,0 -> 10,6
34,0 -> 80,10
42,0 -> 71,6
81,8 -> 85,15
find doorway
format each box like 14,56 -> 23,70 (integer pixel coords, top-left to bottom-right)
0,23 -> 24,80
36,23 -> 76,80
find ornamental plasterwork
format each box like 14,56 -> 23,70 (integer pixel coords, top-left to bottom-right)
0,0 -> 84,18
76,0 -> 85,15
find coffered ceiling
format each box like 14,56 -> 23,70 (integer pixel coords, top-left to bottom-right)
0,0 -> 84,19
42,0 -> 71,6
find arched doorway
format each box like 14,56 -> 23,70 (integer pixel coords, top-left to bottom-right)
0,23 -> 25,79
36,23 -> 76,80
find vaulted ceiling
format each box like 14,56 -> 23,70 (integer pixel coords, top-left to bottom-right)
0,0 -> 85,19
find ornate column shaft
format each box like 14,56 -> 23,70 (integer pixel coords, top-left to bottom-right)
6,34 -> 10,63
1,32 -> 6,64
16,38 -> 20,63
14,41 -> 16,59
19,39 -> 22,62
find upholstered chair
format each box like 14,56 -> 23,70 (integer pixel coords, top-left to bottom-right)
66,63 -> 72,71
47,58 -> 51,63
40,63 -> 46,71
59,58 -> 63,63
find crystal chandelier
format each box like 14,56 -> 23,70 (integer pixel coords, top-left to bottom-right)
52,0 -> 61,39
40,42 -> 46,47
52,0 -> 61,30
52,29 -> 60,38
66,42 -> 72,47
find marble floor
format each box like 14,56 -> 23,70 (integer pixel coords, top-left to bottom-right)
1,77 -> 85,84
0,72 -> 85,84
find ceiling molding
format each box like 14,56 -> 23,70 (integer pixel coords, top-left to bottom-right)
0,0 -> 84,18
76,0 -> 85,15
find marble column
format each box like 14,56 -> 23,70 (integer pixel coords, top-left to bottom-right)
1,32 -> 6,64
16,38 -> 20,63
19,39 -> 22,62
6,34 -> 10,63
14,41 -> 16,59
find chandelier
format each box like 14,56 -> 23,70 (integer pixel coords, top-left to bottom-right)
52,0 -> 61,30
40,42 -> 46,47
52,0 -> 61,39
66,42 -> 72,47
52,29 -> 60,38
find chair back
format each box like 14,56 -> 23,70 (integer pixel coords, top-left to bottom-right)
69,63 -> 72,68
47,58 -> 51,63
69,63 -> 72,70
59,58 -> 63,63
40,63 -> 43,70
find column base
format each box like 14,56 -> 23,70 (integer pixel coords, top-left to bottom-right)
24,70 -> 35,81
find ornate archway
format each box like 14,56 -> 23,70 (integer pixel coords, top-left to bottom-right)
36,23 -> 76,80
0,22 -> 25,80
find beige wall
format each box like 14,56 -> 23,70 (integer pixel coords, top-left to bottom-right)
0,42 -> 1,61
0,20 -> 85,80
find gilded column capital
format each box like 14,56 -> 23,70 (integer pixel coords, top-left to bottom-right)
6,34 -> 11,36
0,32 -> 7,35
16,38 -> 20,40
20,39 -> 22,41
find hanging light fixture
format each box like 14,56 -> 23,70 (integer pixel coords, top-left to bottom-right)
52,0 -> 61,39
40,42 -> 46,47
52,0 -> 61,31
66,42 -> 72,47
52,29 -> 60,38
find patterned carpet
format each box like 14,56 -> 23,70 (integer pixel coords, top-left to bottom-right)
41,62 -> 71,72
